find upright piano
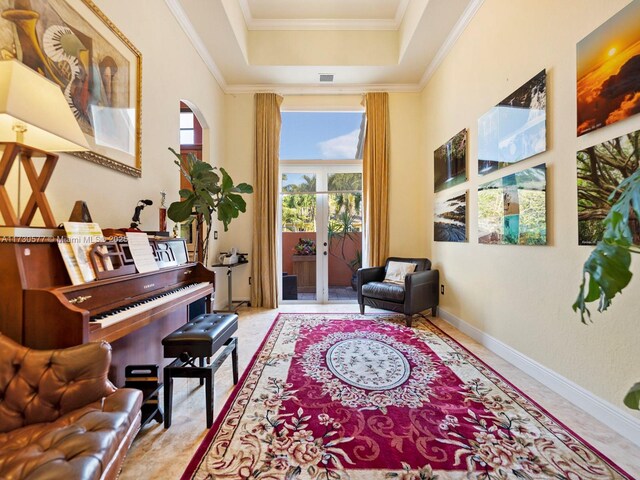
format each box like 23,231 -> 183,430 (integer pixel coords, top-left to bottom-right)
0,236 -> 214,386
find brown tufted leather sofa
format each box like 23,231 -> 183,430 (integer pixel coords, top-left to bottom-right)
0,333 -> 142,480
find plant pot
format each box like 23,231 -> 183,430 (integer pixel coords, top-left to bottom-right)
292,255 -> 316,293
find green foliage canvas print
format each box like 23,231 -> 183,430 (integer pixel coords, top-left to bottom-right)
577,130 -> 640,245
434,129 -> 467,192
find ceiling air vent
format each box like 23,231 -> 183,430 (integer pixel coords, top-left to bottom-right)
319,73 -> 334,83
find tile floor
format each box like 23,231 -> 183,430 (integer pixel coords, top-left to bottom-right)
296,286 -> 358,301
119,305 -> 640,479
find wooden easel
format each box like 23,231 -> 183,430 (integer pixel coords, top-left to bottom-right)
0,142 -> 58,228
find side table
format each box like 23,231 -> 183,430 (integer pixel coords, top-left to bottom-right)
211,260 -> 249,313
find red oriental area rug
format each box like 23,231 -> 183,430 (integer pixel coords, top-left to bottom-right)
182,314 -> 632,479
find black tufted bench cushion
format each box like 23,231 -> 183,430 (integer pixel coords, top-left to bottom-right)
161,313 -> 239,429
162,313 -> 238,359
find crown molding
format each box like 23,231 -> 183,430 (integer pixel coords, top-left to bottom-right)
419,0 -> 484,90
225,83 -> 422,95
246,18 -> 399,31
238,0 -> 406,31
237,0 -> 253,28
394,0 -> 410,26
165,0 -> 228,92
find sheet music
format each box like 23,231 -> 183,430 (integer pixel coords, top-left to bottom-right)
126,232 -> 159,273
62,222 -> 105,282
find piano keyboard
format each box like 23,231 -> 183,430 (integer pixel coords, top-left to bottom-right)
90,282 -> 210,329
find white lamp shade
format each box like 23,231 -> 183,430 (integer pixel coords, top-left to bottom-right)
0,59 -> 90,152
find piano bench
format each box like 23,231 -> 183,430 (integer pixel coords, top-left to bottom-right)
162,313 -> 239,429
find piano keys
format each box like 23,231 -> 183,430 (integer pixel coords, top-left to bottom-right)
0,237 -> 215,386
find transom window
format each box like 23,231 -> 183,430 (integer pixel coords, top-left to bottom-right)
280,111 -> 365,160
180,111 -> 195,145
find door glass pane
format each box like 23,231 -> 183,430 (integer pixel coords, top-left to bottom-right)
282,173 -> 316,192
328,191 -> 362,301
328,172 -> 362,192
281,182 -> 317,301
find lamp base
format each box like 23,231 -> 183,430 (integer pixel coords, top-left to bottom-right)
0,142 -> 59,228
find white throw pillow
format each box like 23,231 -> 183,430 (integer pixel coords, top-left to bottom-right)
383,261 -> 417,285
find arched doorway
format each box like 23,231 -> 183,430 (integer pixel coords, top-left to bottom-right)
177,101 -> 207,260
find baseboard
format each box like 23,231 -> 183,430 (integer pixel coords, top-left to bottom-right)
437,308 -> 640,448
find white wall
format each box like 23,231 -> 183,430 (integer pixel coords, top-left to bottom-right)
42,0 -> 225,232
422,0 -> 640,416
388,92 -> 428,257
221,93 -> 255,300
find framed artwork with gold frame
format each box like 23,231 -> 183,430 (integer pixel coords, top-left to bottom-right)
0,0 -> 142,177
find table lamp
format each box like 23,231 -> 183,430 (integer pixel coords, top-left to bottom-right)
0,58 -> 90,228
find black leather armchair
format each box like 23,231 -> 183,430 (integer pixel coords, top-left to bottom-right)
357,257 -> 439,327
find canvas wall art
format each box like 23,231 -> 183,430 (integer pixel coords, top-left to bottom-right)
434,129 -> 467,192
478,70 -> 547,175
478,164 -> 547,245
434,192 -> 467,242
0,0 -> 142,176
577,129 -> 640,245
577,0 -> 640,137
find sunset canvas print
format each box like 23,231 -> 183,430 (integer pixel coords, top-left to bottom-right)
577,0 -> 640,136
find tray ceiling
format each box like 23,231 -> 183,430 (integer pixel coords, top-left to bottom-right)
167,0 -> 482,92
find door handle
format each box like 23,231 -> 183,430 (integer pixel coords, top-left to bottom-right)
323,251 -> 327,256
323,242 -> 328,246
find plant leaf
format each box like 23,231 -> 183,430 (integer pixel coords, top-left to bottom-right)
167,197 -> 195,222
574,167 -> 639,323
623,382 -> 640,410
227,193 -> 247,213
220,168 -> 233,192
235,182 -> 254,194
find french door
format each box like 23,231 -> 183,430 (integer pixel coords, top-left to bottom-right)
279,164 -> 362,303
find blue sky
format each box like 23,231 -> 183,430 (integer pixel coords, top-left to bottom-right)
280,112 -> 364,160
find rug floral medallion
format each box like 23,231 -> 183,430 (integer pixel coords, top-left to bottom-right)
184,314 -> 631,480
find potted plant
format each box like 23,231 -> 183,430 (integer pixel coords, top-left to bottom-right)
573,167 -> 639,410
166,148 -> 253,263
292,238 -> 316,293
293,237 -> 316,256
